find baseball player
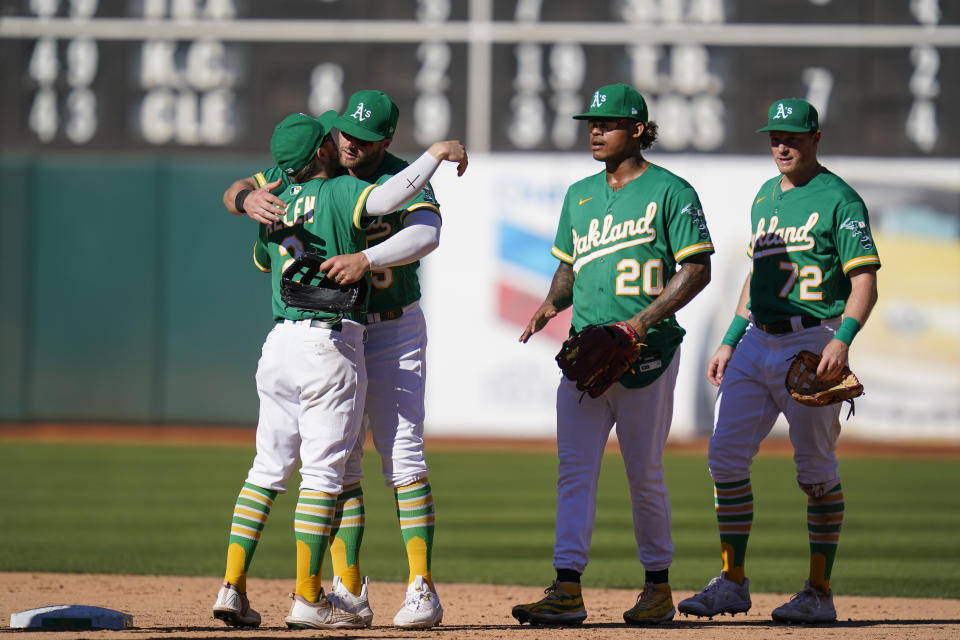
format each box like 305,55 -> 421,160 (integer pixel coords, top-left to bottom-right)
211,110 -> 466,630
677,98 -> 880,624
512,83 -> 713,626
221,91 -> 447,629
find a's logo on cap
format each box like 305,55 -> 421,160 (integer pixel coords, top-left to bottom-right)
352,102 -> 371,121
773,103 -> 793,119
591,91 -> 606,108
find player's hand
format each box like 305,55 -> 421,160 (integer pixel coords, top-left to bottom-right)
519,303 -> 558,343
817,339 -> 850,381
622,319 -> 649,347
706,344 -> 735,386
427,140 -> 468,176
243,179 -> 287,224
320,252 -> 371,286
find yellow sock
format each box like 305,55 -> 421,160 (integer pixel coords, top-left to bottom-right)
293,490 -> 336,602
329,483 -> 365,595
405,537 -> 432,588
721,544 -> 746,585
224,543 -> 248,592
295,540 -> 321,602
556,581 -> 581,596
330,537 -> 363,595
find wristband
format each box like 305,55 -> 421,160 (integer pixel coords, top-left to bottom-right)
833,317 -> 861,346
721,315 -> 750,347
235,189 -> 252,213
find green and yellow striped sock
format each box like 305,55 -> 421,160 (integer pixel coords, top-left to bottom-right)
807,482 -> 844,594
223,483 -> 277,592
395,478 -> 435,588
715,478 -> 753,585
329,482 -> 365,596
294,489 -> 336,602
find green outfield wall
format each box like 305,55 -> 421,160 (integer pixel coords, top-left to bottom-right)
0,153 -> 275,423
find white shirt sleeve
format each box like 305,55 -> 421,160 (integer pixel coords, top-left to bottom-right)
362,210 -> 441,268
363,151 -> 442,216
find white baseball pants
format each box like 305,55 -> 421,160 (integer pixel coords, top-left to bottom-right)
246,319 -> 367,495
709,321 -> 843,489
553,349 -> 681,574
341,301 -> 430,489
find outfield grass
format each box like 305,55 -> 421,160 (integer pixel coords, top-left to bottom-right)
1,441 -> 958,599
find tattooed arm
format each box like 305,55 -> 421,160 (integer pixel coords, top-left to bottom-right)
519,262 -> 575,343
627,253 -> 711,343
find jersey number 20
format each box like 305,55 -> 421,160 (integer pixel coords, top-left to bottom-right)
616,258 -> 664,296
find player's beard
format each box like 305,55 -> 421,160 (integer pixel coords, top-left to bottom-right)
339,144 -> 386,179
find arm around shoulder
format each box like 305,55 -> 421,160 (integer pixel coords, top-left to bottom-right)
363,140 -> 468,215
223,176 -> 258,215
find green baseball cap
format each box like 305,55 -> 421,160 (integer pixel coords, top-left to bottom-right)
572,83 -> 648,121
334,90 -> 399,142
270,110 -> 338,175
757,98 -> 820,133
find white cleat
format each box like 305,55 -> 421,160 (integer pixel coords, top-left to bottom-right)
393,575 -> 443,629
677,572 -> 752,618
771,581 -> 837,624
326,575 -> 374,627
212,581 -> 261,628
284,589 -> 365,629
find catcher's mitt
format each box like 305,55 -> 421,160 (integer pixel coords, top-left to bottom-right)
280,253 -> 368,314
555,322 -> 645,399
784,350 -> 864,411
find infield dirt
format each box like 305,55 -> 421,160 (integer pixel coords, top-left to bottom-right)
2,572 -> 959,639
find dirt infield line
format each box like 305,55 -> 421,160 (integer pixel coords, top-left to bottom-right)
2,422 -> 960,459
1,573 -> 958,640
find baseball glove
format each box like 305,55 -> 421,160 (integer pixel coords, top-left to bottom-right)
784,350 -> 864,411
280,253 -> 368,314
555,322 -> 645,399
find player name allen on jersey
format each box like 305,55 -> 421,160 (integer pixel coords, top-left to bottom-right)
263,194 -> 316,234
751,212 -> 819,256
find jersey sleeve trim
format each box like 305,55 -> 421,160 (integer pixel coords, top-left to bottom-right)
842,255 -> 881,274
406,202 -> 441,215
400,204 -> 441,227
352,183 -> 379,228
253,172 -> 268,188
253,244 -> 271,273
674,242 -> 715,262
552,246 -> 574,264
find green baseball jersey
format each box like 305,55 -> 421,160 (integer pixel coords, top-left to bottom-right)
746,169 -> 881,323
361,153 -> 441,313
552,163 -> 714,387
253,175 -> 376,323
254,152 -> 440,315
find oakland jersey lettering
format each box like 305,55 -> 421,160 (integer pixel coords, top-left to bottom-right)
571,204 -> 657,270
747,169 -> 880,323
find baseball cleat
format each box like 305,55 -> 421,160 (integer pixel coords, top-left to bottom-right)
771,581 -> 837,624
326,575 -> 374,627
623,582 -> 675,624
511,582 -> 587,626
284,589 -> 365,629
677,572 -> 752,618
212,581 -> 261,628
393,575 -> 443,629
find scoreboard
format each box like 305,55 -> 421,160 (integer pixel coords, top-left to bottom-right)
0,0 -> 957,157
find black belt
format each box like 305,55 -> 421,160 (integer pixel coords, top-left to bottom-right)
755,316 -> 821,335
366,307 -> 403,323
281,318 -> 343,332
